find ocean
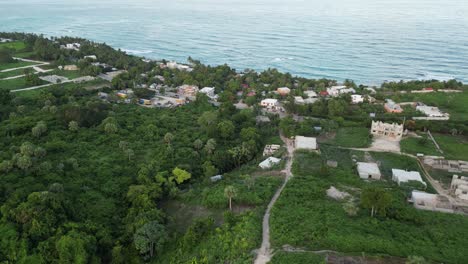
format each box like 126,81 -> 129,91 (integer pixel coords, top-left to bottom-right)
1,0 -> 467,85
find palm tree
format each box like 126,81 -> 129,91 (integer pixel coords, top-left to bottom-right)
224,185 -> 237,211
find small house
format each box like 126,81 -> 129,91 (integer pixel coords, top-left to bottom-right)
356,162 -> 381,180
384,99 -> 403,113
409,191 -> 453,213
210,175 -> 223,182
277,87 -> 291,96
259,157 -> 281,169
392,169 -> 426,186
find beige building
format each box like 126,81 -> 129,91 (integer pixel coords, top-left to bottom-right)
263,145 -> 281,156
451,175 -> 468,201
371,121 -> 404,140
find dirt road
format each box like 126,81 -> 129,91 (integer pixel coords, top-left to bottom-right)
254,134 -> 295,264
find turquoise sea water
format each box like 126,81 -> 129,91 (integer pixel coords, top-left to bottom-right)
1,0 -> 467,84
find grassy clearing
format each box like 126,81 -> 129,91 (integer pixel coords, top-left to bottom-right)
47,69 -> 83,79
400,136 -> 440,157
0,77 -> 43,90
0,60 -> 36,71
0,68 -> 30,79
328,127 -> 371,148
395,91 -> 468,121
270,251 -> 325,264
0,40 -> 26,51
401,133 -> 468,161
270,150 -> 468,263
434,134 -> 468,160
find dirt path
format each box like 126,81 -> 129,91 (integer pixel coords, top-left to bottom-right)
254,134 -> 295,264
0,57 -> 50,73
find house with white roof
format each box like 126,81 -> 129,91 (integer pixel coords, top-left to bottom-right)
304,90 -> 318,98
327,86 -> 356,97
392,169 -> 426,186
351,94 -> 364,104
199,87 -> 218,100
294,136 -> 318,150
415,105 -> 450,120
409,191 -> 453,213
259,157 -> 281,169
260,99 -> 279,110
356,162 -> 381,180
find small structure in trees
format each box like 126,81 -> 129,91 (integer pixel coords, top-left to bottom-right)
259,157 -> 281,169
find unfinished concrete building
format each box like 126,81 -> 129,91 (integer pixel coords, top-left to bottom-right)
409,191 -> 454,213
423,156 -> 468,173
371,121 -> 404,140
451,175 -> 468,201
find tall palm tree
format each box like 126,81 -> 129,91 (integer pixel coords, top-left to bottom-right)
224,185 -> 237,211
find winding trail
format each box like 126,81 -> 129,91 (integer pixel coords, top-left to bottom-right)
255,134 -> 295,264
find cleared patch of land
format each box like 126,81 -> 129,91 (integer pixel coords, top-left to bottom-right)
328,127 -> 371,148
401,133 -> 468,161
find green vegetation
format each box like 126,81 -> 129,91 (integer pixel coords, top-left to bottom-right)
0,68 -> 31,79
270,150 -> 468,263
329,127 -> 371,148
0,40 -> 27,51
0,60 -> 36,71
401,133 -> 468,160
0,76 -> 44,90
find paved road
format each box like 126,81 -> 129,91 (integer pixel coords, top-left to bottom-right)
255,134 -> 295,264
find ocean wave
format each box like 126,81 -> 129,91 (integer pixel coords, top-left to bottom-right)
122,49 -> 154,55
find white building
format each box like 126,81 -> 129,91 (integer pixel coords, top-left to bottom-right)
351,94 -> 364,104
416,105 -> 450,118
259,157 -> 281,169
260,99 -> 279,109
451,175 -> 468,201
327,86 -> 356,97
199,87 -> 218,100
392,169 -> 426,186
371,121 -> 404,140
294,96 -> 305,104
384,99 -> 403,113
84,55 -> 97,60
60,43 -> 81,51
356,162 -> 381,180
295,136 -> 318,150
304,90 -> 318,98
409,191 -> 453,213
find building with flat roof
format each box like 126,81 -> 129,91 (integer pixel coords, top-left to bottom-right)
356,162 -> 381,180
259,157 -> 281,169
409,191 -> 453,213
295,136 -> 318,150
392,169 -> 426,186
277,87 -> 291,96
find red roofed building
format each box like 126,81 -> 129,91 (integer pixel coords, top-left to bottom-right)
319,91 -> 329,96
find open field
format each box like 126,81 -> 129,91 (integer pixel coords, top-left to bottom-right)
0,60 -> 36,71
401,133 -> 468,161
45,69 -> 83,79
0,68 -> 31,79
0,40 -> 27,50
0,76 -> 45,90
394,91 -> 468,121
270,150 -> 468,263
328,127 -> 371,148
